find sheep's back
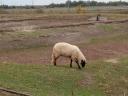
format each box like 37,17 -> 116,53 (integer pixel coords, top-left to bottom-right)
53,42 -> 79,57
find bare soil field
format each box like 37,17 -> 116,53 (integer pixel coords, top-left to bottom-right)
0,13 -> 128,65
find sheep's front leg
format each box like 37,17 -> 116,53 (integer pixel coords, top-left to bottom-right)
52,58 -> 56,66
70,59 -> 72,68
75,59 -> 81,69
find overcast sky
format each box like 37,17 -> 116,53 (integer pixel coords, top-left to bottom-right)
0,0 -> 128,6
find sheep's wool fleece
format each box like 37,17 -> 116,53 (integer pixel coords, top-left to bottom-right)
53,42 -> 85,60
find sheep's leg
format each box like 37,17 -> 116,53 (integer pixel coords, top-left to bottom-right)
77,63 -> 81,69
52,54 -> 57,66
54,56 -> 59,66
53,59 -> 56,66
51,54 -> 55,65
70,59 -> 72,68
76,59 -> 81,69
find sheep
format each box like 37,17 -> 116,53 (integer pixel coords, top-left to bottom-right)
51,42 -> 87,69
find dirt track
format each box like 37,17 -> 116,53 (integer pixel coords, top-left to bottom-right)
0,15 -> 128,32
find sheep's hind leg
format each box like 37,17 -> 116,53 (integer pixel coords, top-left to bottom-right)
54,59 -> 56,66
70,59 -> 72,68
52,54 -> 57,66
54,56 -> 59,66
51,54 -> 55,65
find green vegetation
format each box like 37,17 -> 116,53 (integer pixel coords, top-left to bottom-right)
0,56 -> 128,96
7,31 -> 50,38
96,24 -> 116,32
89,32 -> 128,44
87,57 -> 128,96
88,23 -> 128,44
0,63 -> 103,96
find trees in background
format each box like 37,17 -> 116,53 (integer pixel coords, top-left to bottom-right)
0,0 -> 128,9
47,1 -> 128,8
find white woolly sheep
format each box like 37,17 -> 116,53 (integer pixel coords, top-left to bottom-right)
51,42 -> 87,69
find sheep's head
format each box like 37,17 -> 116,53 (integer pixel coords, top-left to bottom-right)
81,60 -> 87,68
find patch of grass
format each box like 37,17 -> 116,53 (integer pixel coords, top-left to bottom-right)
0,63 -> 104,96
0,56 -> 128,96
96,24 -> 117,32
105,14 -> 128,20
87,23 -> 128,44
86,57 -> 128,96
89,32 -> 128,44
97,23 -> 128,33
5,26 -> 79,39
7,31 -> 50,38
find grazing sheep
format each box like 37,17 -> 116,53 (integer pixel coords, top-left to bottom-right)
51,42 -> 87,69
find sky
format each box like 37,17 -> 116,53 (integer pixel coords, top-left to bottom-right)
0,0 -> 128,6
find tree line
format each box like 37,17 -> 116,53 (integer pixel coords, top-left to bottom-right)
47,1 -> 128,8
0,0 -> 128,9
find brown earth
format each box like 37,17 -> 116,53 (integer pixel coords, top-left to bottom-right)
0,41 -> 128,65
0,15 -> 128,65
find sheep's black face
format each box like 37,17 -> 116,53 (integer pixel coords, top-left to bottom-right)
81,60 -> 86,68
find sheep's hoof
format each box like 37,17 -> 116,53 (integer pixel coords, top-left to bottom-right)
78,67 -> 81,69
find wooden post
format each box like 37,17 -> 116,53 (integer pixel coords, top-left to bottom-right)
96,14 -> 101,21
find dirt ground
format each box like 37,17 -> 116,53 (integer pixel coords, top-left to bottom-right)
0,41 -> 128,65
0,14 -> 128,65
